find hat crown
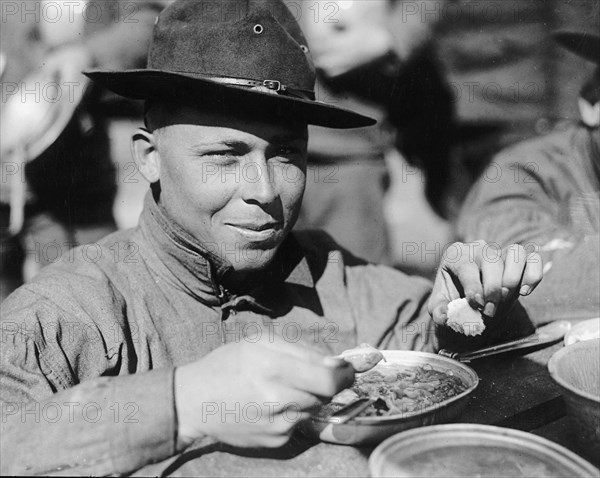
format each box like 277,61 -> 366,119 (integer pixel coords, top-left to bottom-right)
83,0 -> 376,128
148,0 -> 315,91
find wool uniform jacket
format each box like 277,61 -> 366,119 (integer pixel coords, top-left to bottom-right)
1,192 -> 438,476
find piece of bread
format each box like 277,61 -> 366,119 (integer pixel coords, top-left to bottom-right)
338,343 -> 384,372
447,298 -> 485,336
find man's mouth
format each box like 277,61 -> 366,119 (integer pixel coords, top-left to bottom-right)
226,222 -> 283,241
230,222 -> 282,232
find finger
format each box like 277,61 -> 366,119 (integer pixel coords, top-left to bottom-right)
260,335 -> 327,364
428,263 -> 459,325
430,241 -> 491,324
431,303 -> 449,326
259,344 -> 355,397
275,411 -> 312,428
480,244 -> 504,317
501,244 -> 527,300
253,413 -> 312,448
453,261 -> 485,311
264,385 -> 326,414
262,335 -> 355,378
520,252 -> 544,295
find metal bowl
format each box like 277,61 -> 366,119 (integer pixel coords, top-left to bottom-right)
369,424 -> 600,477
548,338 -> 600,464
307,350 -> 479,445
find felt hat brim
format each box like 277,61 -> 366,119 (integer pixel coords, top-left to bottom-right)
553,30 -> 600,64
84,69 -> 377,129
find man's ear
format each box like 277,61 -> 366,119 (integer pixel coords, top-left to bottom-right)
578,98 -> 600,128
131,128 -> 161,183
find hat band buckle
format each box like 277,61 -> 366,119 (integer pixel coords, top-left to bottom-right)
199,74 -> 315,100
262,80 -> 283,92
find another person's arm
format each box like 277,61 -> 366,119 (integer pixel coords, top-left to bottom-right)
457,146 -> 600,321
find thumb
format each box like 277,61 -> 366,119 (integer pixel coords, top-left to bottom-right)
428,269 -> 459,326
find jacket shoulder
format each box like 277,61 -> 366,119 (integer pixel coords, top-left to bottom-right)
292,229 -> 368,268
493,124 -> 584,167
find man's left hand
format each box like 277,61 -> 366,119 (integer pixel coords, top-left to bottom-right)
428,241 -> 543,326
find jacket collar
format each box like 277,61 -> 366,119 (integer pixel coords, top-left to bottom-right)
138,190 -> 313,308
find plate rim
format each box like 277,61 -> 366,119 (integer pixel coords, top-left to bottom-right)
548,338 -> 600,403
369,423 -> 600,477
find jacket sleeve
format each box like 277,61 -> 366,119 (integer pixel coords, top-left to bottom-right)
0,285 -> 179,476
457,158 -> 574,248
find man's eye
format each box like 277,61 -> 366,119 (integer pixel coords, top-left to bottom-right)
204,151 -> 237,161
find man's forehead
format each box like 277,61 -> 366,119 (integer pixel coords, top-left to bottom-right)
150,101 -> 308,142
185,130 -> 308,145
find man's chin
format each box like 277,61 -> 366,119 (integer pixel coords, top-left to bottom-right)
222,232 -> 287,272
227,246 -> 279,273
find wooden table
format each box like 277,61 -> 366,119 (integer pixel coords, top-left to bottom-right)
137,336 -> 599,477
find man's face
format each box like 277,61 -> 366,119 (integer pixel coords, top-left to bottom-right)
151,106 -> 308,272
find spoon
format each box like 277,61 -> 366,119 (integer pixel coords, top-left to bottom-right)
438,320 -> 572,362
326,398 -> 377,424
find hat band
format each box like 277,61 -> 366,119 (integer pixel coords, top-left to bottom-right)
204,76 -> 315,100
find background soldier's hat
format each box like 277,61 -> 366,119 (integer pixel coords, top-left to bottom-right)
84,0 -> 376,129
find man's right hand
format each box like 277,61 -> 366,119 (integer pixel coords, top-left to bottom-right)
174,336 -> 354,448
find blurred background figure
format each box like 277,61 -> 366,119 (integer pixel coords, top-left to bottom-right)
0,0 -> 168,301
289,0 -> 455,276
457,28 -> 599,322
290,0 -> 598,277
436,0 -> 599,184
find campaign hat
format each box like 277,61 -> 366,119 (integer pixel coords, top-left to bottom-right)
84,0 -> 376,128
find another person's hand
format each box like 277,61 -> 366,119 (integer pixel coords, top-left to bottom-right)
428,241 -> 543,326
174,336 -> 354,448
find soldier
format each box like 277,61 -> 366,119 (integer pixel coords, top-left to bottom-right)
1,1 -> 542,475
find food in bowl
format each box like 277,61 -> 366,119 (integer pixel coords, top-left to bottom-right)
322,362 -> 469,418
447,298 -> 485,336
309,351 -> 479,445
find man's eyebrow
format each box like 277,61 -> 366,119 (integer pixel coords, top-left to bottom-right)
189,140 -> 247,150
190,136 -> 305,151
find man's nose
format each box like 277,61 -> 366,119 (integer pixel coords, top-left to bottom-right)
240,159 -> 277,205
